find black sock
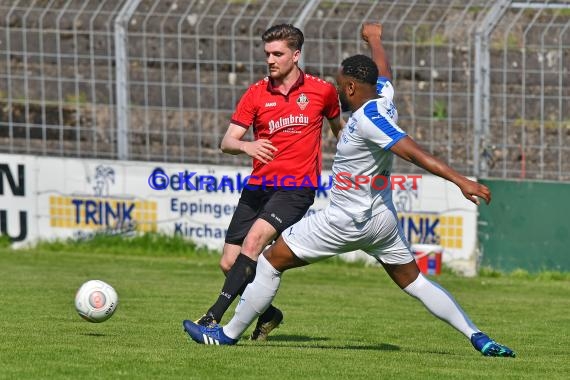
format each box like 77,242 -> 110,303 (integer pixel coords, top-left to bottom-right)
207,253 -> 257,322
258,304 -> 278,323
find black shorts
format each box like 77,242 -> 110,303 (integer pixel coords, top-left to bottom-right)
225,187 -> 315,245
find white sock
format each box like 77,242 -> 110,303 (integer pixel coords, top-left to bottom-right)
223,254 -> 282,339
403,274 -> 480,338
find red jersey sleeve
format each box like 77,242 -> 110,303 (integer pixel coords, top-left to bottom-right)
323,82 -> 341,120
230,86 -> 258,129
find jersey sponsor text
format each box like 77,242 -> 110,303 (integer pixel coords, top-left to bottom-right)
268,114 -> 309,134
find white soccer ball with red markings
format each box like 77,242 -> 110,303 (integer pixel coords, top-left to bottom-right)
75,280 -> 118,323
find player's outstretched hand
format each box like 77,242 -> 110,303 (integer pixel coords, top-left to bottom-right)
457,178 -> 491,205
242,139 -> 277,164
361,22 -> 383,43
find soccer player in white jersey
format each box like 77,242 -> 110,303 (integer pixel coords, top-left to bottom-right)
183,53 -> 515,357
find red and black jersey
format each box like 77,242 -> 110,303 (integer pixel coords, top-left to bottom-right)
231,71 -> 340,187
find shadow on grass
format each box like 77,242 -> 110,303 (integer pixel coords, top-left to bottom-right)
248,335 -> 400,351
265,334 -> 330,342
330,343 -> 400,351
268,343 -> 400,351
81,332 -> 107,337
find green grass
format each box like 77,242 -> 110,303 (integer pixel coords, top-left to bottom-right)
31,232 -> 215,257
433,100 -> 448,121
0,240 -> 569,379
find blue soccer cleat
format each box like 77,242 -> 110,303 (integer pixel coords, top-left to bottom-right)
182,320 -> 238,345
471,332 -> 516,357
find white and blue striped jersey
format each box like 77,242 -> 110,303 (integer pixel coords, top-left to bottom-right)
330,80 -> 406,222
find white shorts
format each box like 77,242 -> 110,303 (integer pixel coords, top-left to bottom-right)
282,204 -> 413,265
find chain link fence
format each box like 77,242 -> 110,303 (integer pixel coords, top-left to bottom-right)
1,0 -> 569,180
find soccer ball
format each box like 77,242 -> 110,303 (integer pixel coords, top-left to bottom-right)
75,280 -> 118,323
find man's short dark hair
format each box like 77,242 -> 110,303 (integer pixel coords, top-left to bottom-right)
262,24 -> 304,51
341,55 -> 378,86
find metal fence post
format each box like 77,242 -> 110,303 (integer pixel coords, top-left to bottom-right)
473,0 -> 511,177
114,0 -> 141,160
295,0 -> 320,70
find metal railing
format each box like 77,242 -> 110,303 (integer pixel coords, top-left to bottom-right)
1,0 -> 569,180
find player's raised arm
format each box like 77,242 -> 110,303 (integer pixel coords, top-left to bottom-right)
361,22 -> 392,81
390,136 -> 491,205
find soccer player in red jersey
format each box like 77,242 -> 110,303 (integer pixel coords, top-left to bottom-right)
192,24 -> 342,339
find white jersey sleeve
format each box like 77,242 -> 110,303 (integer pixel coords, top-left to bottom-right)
376,77 -> 395,102
376,77 -> 398,123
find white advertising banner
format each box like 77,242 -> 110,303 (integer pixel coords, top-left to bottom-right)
0,155 -> 37,243
0,154 -> 478,272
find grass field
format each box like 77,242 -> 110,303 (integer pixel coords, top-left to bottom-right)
0,236 -> 569,379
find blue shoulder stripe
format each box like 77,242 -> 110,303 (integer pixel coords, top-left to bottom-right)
364,102 -> 404,138
363,101 -> 406,150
